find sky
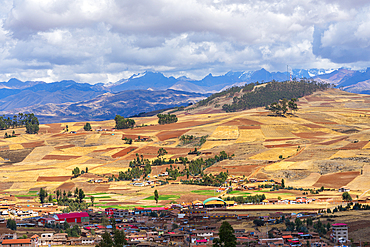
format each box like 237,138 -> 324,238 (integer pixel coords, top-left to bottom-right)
0,0 -> 370,83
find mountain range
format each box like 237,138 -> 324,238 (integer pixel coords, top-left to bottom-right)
2,67 -> 370,123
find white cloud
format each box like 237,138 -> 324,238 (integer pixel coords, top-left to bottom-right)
0,0 -> 369,83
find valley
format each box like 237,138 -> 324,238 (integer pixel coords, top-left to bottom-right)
0,89 -> 370,210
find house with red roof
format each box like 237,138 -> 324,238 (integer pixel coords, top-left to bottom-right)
1,239 -> 34,247
53,212 -> 90,225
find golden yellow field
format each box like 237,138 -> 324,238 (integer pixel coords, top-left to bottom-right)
1,89 -> 370,208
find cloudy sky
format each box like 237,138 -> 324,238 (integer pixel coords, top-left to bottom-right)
0,0 -> 370,83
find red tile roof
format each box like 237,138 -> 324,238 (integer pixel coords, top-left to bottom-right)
56,212 -> 89,220
2,239 -> 31,244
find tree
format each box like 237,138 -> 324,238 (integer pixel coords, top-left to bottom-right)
96,230 -> 127,247
157,113 -> 178,125
288,98 -> 298,114
48,194 -> 53,203
281,179 -> 285,188
342,192 -> 352,201
114,115 -> 135,129
90,196 -> 95,206
110,217 -> 116,233
39,188 -> 47,204
56,190 -> 60,201
64,220 -> 70,230
25,114 -> 39,134
72,167 -> 80,178
78,189 -> 85,203
213,221 -> 237,247
6,219 -> 16,230
83,123 -> 92,131
154,190 -> 159,204
96,231 -> 113,247
157,148 -> 168,158
113,230 -> 127,247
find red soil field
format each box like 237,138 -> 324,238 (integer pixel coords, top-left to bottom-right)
156,129 -> 190,141
221,118 -> 263,126
22,141 -> 45,149
123,120 -> 218,132
293,132 -> 328,139
41,123 -> 64,134
265,138 -> 297,142
138,146 -> 190,155
303,124 -> 324,128
0,146 -> 9,151
50,133 -> 67,138
313,171 -> 360,188
318,136 -> 347,145
111,147 -> 138,158
0,182 -> 13,191
37,176 -> 72,182
56,182 -> 75,191
55,144 -> 75,150
93,147 -> 120,153
42,155 -> 81,160
238,126 -> 261,129
339,141 -> 368,150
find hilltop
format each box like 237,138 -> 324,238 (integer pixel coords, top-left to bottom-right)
0,88 -> 370,208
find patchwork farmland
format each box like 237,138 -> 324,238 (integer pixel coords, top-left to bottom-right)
1,89 -> 370,207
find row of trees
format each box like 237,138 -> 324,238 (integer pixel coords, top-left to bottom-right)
157,113 -> 178,124
221,80 -> 330,112
267,98 -> 298,115
224,194 -> 266,204
0,113 -> 38,130
114,115 -> 135,129
118,149 -> 232,182
72,167 -> 88,178
181,172 -> 227,187
39,187 -> 86,204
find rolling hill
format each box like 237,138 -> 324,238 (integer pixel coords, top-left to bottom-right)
16,89 -> 209,123
1,88 -> 370,203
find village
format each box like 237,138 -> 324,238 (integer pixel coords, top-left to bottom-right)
0,178 -> 367,247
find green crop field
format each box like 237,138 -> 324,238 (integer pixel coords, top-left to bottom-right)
228,191 -> 251,195
144,195 -> 180,200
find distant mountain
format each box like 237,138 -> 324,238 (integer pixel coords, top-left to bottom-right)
3,67 -> 370,120
109,72 -> 178,92
313,68 -> 370,94
0,80 -> 108,111
12,89 -> 209,123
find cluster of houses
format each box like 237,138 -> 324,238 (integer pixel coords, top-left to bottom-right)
0,199 -> 351,247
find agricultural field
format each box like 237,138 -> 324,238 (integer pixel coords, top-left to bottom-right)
2,89 -> 370,209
